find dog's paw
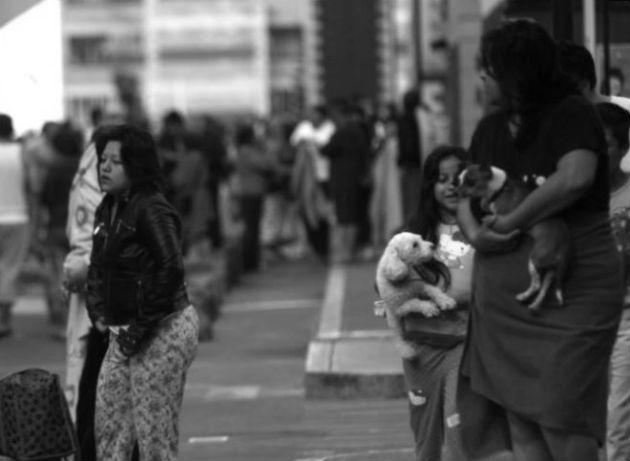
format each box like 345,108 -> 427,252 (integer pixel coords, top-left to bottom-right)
435,294 -> 457,311
373,300 -> 386,317
395,338 -> 418,358
398,299 -> 441,317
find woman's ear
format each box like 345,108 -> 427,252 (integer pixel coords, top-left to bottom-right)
382,248 -> 409,282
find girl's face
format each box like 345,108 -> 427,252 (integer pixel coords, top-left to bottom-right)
434,156 -> 462,217
480,67 -> 502,108
99,140 -> 131,194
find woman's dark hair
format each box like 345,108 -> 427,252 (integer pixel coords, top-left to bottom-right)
556,40 -> 597,92
94,124 -> 163,192
407,145 -> 468,243
479,19 -> 578,147
406,145 -> 467,289
596,102 -> 630,149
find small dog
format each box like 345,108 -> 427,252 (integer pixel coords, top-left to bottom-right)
459,164 -> 570,310
375,232 -> 456,357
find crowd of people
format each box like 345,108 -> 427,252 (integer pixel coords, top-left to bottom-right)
1,15 -> 629,461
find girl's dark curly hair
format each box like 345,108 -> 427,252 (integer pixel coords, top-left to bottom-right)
479,19 -> 579,148
94,124 -> 164,192
406,145 -> 468,288
407,145 -> 468,244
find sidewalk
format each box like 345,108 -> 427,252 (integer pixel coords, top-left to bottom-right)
305,261 -> 405,399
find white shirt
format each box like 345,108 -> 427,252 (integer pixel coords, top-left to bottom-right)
0,142 -> 28,224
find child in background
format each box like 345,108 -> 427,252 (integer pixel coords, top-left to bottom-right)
402,146 -> 474,461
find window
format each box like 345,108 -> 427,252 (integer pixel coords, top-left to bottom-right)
69,36 -> 107,64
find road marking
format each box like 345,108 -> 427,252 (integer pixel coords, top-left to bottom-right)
225,299 -> 320,313
317,265 -> 346,337
13,297 -> 46,315
294,448 -> 414,461
318,329 -> 392,340
184,384 -> 304,401
188,436 -> 229,444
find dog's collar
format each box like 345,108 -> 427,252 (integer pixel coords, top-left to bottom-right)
487,167 -> 508,204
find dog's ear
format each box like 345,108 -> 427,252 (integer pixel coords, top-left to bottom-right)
382,247 -> 409,282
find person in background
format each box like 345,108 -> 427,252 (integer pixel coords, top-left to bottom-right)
607,67 -> 626,98
86,124 -> 198,460
596,101 -> 630,461
322,100 -> 371,264
156,110 -> 212,255
0,113 -> 30,339
402,145 -> 473,461
233,122 -> 277,272
369,102 -> 403,251
396,89 -> 423,222
457,20 -> 623,461
39,121 -> 83,340
290,105 -> 336,261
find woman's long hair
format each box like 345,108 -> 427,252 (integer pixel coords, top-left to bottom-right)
405,145 -> 468,288
407,145 -> 468,243
94,124 -> 164,192
479,19 -> 579,148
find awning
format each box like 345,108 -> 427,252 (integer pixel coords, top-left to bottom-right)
0,0 -> 45,28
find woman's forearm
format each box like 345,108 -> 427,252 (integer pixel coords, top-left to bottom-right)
456,198 -> 520,252
497,149 -> 597,232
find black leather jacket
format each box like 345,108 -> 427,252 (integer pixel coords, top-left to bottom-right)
86,189 -> 189,329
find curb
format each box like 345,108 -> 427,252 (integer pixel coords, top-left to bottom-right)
304,265 -> 405,399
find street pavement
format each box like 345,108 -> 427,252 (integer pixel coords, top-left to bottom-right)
0,254 -> 416,461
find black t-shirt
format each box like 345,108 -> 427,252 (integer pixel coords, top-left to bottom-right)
468,95 -> 609,216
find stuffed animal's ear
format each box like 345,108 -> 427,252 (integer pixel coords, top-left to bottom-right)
382,248 -> 409,282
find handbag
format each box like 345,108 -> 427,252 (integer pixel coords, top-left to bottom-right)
0,369 -> 78,461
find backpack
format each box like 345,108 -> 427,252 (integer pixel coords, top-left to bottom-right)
0,369 -> 78,461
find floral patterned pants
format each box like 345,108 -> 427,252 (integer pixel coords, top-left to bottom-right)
95,305 -> 199,461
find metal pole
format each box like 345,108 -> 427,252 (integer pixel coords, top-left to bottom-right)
412,0 -> 422,84
602,0 -> 611,95
582,0 -> 596,55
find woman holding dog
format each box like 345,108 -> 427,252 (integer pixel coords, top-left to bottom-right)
456,19 -> 624,461
403,145 -> 474,461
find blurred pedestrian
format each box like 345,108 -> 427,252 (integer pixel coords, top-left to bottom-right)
157,110 -> 212,254
369,102 -> 403,251
232,122 -> 277,272
596,101 -> 630,461
322,100 -> 371,264
86,124 -> 198,460
261,118 -> 299,256
0,113 -> 30,339
200,115 -> 231,249
62,134 -> 104,459
39,121 -> 83,339
290,105 -> 336,260
606,67 -> 626,98
402,146 -> 473,461
457,19 -> 623,461
396,89 -> 423,222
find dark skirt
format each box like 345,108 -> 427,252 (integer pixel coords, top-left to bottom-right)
460,214 -> 623,453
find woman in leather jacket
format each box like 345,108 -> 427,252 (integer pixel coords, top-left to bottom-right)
86,124 -> 198,461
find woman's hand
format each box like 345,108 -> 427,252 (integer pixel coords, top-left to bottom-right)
62,258 -> 89,292
482,213 -> 516,234
472,221 -> 521,253
457,197 -> 521,253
